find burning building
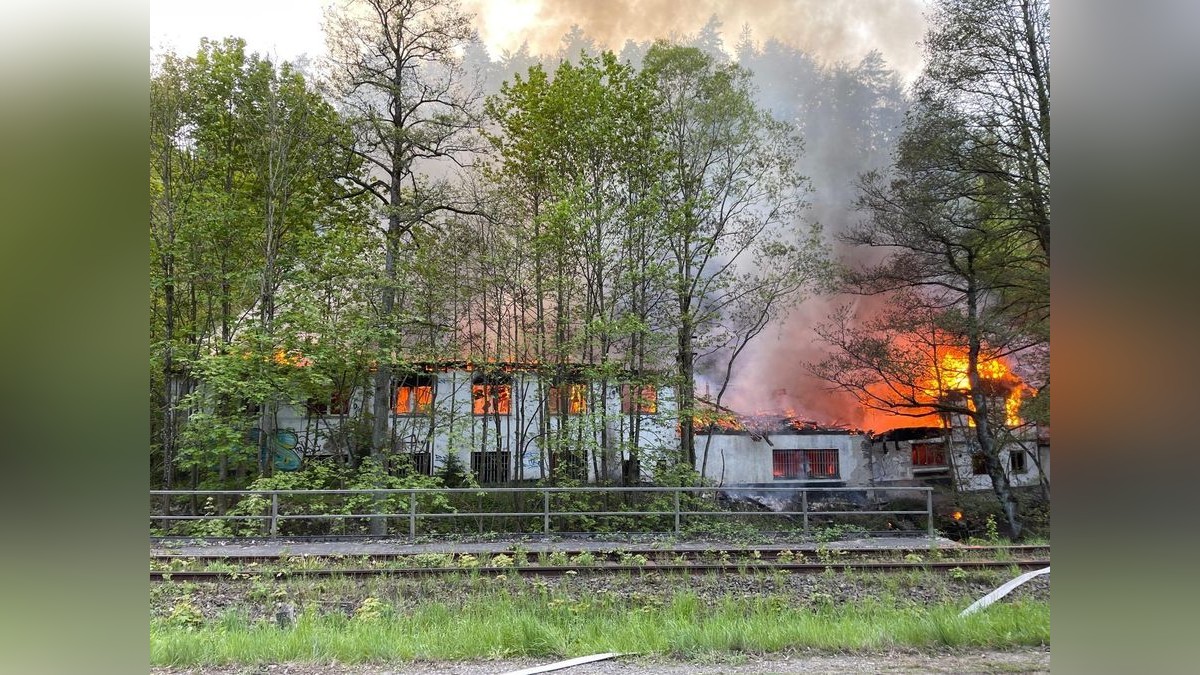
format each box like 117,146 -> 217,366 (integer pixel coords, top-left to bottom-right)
689,347 -> 1048,494
273,361 -> 677,483
259,347 -> 1046,494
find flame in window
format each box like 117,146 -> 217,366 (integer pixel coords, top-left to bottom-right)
395,385 -> 433,414
548,384 -> 587,415
621,384 -> 657,414
473,384 -> 511,415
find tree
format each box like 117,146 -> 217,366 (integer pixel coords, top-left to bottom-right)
151,39 -> 364,499
642,42 -> 825,469
483,51 -> 672,482
323,0 -> 483,480
813,102 -> 1044,539
811,0 -> 1049,540
151,50 -> 198,494
919,0 -> 1049,259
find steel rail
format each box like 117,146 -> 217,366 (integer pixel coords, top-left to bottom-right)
152,559 -> 1050,581
151,545 -> 1049,565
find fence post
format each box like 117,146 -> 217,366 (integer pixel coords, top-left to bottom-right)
926,489 -> 935,544
269,493 -> 279,538
409,491 -> 417,541
673,489 -> 681,534
801,489 -> 809,536
543,489 -> 551,535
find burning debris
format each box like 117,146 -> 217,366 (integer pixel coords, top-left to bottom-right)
693,397 -> 864,439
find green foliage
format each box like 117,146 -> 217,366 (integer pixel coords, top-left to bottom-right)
165,598 -> 204,630
436,452 -> 475,489
569,552 -> 597,567
813,523 -> 870,543
353,597 -> 389,622
617,552 -> 649,567
179,458 -> 453,537
983,515 -> 1000,544
152,590 -> 1050,663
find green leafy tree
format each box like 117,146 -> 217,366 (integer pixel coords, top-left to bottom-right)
152,38 -> 365,498
642,42 -> 826,469
483,51 -> 671,482
323,0 -> 483,475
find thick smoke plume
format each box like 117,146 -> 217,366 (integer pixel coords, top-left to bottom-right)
464,0 -> 926,83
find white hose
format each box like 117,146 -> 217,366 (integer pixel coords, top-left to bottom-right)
960,566 -> 1049,617
500,652 -> 623,675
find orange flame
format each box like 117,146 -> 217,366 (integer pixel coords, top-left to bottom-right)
926,349 -> 1026,427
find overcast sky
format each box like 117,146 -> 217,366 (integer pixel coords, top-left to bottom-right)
150,0 -> 928,82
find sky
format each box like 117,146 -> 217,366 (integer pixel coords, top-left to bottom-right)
150,0 -> 928,82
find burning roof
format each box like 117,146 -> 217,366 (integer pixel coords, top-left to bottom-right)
693,397 -> 864,437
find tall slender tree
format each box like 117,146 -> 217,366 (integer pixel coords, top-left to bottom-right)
323,0 -> 483,482
643,43 -> 822,468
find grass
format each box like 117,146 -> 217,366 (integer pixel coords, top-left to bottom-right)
151,590 -> 1048,666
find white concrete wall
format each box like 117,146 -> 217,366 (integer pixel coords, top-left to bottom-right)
863,430 -> 1047,492
694,428 -> 1049,493
695,432 -> 872,486
950,439 -> 1044,492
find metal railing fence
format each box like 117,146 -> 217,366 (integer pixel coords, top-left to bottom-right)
151,485 -> 935,541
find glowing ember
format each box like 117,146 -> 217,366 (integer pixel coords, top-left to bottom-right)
952,511 -> 963,521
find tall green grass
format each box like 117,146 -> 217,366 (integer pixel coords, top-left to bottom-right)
151,591 -> 1049,666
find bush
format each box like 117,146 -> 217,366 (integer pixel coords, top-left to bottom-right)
216,458 -> 452,536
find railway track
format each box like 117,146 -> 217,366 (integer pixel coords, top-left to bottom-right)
151,544 -> 1047,565
151,544 -> 1048,581
152,559 -> 1049,581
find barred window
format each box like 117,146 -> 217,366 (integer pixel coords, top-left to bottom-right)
772,449 -> 839,480
393,436 -> 433,477
471,451 -> 511,483
911,442 -> 947,467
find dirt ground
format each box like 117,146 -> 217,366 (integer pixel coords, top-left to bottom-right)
152,648 -> 1050,674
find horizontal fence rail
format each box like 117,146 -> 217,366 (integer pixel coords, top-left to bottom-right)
151,486 -> 936,542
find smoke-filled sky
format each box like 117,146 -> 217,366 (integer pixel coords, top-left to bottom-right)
151,0 -> 928,82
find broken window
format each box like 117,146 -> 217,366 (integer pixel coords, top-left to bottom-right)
772,449 -> 839,480
971,453 -> 989,475
548,383 -> 587,415
622,457 -> 641,484
472,374 -> 512,415
307,389 -> 350,416
394,374 -> 435,415
620,384 -> 657,414
911,442 -> 947,467
1009,449 -> 1027,473
471,451 -> 511,483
